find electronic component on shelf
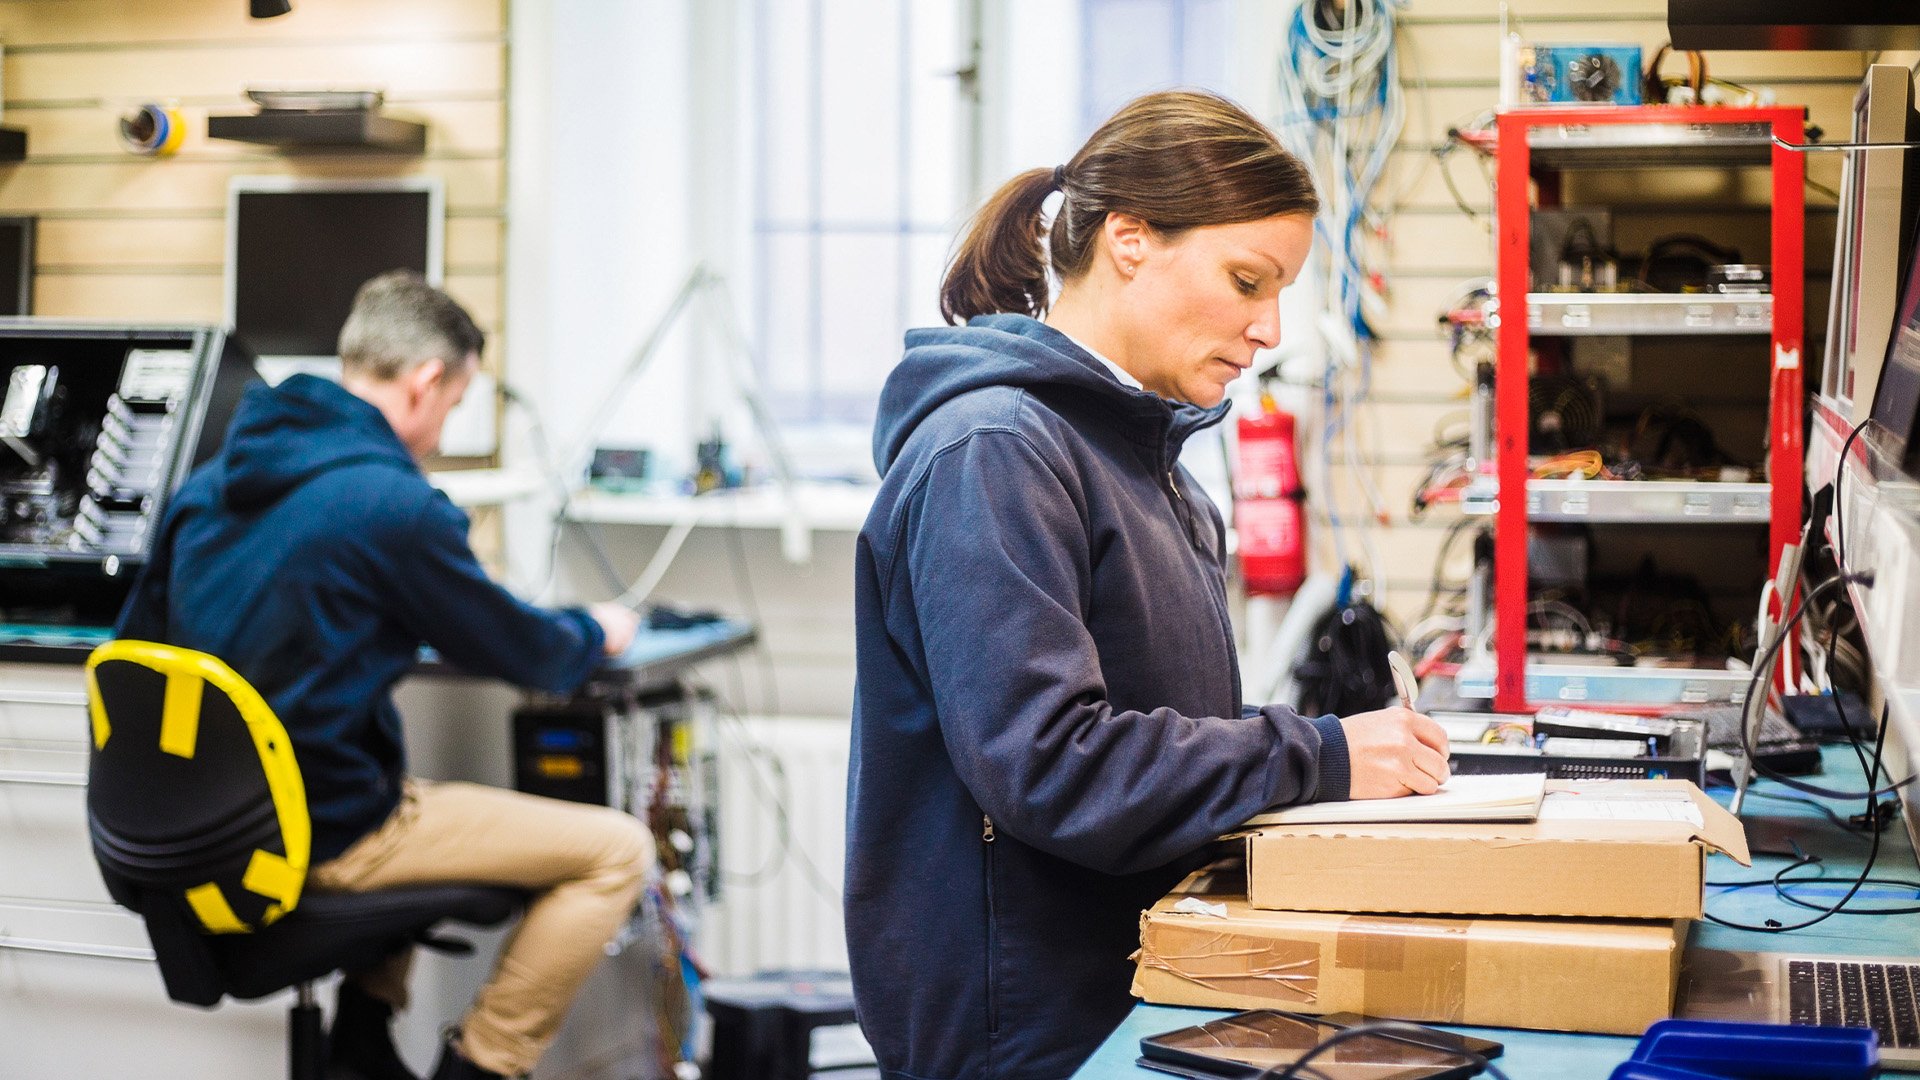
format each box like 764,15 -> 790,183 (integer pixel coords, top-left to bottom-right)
1520,44 -> 1644,106
1706,264 -> 1770,294
1,362 -> 53,467
1532,208 -> 1620,292
0,324 -> 256,631
1434,708 -> 1708,784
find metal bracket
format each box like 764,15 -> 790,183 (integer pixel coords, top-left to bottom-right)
1772,136 -> 1920,153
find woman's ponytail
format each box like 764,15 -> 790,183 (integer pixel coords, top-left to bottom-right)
939,167 -> 1060,324
937,92 -> 1318,325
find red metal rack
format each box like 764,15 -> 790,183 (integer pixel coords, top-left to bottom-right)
1482,105 -> 1806,713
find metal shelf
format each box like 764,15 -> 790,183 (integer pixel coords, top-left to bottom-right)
1460,479 -> 1772,523
1484,105 -> 1806,711
1455,659 -> 1751,706
1525,120 -> 1774,169
564,481 -> 876,532
1527,293 -> 1771,335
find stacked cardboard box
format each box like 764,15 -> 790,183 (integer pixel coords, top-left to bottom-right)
1133,779 -> 1748,1036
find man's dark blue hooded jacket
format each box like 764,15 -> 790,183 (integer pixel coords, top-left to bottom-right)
117,374 -> 605,862
847,314 -> 1350,1080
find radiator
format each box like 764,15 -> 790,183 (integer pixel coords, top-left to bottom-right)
699,715 -> 851,977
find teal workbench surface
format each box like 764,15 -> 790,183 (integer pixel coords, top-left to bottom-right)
1073,745 -> 1920,1078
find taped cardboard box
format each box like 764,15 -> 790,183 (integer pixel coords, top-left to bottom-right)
1133,867 -> 1686,1036
1245,779 -> 1748,919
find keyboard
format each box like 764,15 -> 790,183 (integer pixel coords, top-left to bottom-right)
1688,705 -> 1823,775
1788,959 -> 1920,1048
1697,704 -> 1806,749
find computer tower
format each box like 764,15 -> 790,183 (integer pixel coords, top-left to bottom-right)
511,699 -> 617,806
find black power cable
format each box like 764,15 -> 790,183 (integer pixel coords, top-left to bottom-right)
1738,572 -> 1908,800
1704,699 -> 1881,933
1831,417 -> 1873,574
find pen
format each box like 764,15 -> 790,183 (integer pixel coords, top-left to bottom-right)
1387,650 -> 1420,711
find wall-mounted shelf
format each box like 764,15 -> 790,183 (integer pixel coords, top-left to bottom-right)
207,111 -> 425,153
564,481 -> 877,533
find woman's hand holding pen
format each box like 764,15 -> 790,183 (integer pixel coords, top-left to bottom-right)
1339,707 -> 1452,799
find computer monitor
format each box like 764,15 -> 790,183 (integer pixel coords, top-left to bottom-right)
0,217 -> 36,316
1869,211 -> 1920,478
1825,64 -> 1919,422
224,177 -> 444,366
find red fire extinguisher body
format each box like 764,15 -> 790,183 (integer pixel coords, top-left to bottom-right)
1236,399 -> 1307,596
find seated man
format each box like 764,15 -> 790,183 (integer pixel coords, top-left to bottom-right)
117,270 -> 650,1080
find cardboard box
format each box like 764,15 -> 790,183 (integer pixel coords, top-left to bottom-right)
1133,867 -> 1686,1036
1244,779 -> 1748,919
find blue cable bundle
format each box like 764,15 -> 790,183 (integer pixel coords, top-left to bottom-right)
1273,0 -> 1408,584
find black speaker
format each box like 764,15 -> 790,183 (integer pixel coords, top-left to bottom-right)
250,0 -> 292,18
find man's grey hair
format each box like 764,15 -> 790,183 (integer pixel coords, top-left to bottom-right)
336,270 -> 485,381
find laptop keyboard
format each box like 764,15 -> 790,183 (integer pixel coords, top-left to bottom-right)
1697,705 -> 1805,750
1788,960 -> 1920,1048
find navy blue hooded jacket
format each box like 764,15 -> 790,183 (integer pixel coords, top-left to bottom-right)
117,374 -> 605,862
847,315 -> 1351,1080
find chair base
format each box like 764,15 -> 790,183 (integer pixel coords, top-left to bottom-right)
290,982 -> 325,1080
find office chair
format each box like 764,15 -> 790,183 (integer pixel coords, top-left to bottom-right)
85,640 -> 523,1080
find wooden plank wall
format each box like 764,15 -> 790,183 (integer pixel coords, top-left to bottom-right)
0,0 -> 509,551
1329,1 -> 1870,628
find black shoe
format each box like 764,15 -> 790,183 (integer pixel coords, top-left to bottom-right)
328,981 -> 419,1080
428,1033 -> 509,1080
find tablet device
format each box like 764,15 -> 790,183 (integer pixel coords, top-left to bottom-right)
1138,1010 -> 1502,1080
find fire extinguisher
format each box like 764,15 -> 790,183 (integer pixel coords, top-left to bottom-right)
1235,393 -> 1307,597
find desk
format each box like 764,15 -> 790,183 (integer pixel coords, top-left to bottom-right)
586,618 -> 758,697
1074,746 -> 1920,1078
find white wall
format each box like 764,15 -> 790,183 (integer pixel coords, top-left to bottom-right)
506,0 -> 730,594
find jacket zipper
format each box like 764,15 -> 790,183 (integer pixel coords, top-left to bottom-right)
1167,467 -> 1242,705
983,813 -> 998,1036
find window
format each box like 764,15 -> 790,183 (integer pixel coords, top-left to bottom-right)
1080,0 -> 1231,137
738,0 -> 1231,451
745,0 -> 980,435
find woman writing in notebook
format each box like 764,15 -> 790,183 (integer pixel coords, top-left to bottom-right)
846,90 -> 1451,1080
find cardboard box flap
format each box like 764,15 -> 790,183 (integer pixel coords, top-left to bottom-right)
1244,780 -> 1749,865
1673,780 -> 1749,864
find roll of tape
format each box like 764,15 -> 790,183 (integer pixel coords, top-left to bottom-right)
118,103 -> 185,157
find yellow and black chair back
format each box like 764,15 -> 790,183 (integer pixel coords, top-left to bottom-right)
84,640 -> 522,1078
85,640 -> 309,934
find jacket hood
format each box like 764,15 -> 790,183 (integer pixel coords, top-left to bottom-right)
220,374 -> 417,510
871,313 -> 1229,473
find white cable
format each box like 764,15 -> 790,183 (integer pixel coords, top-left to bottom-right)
1275,0 -> 1407,591
615,515 -> 699,610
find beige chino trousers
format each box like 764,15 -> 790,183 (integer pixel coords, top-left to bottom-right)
308,779 -> 654,1077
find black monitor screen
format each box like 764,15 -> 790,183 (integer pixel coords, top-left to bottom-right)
0,217 -> 36,316
1872,216 -> 1920,470
230,188 -> 435,357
